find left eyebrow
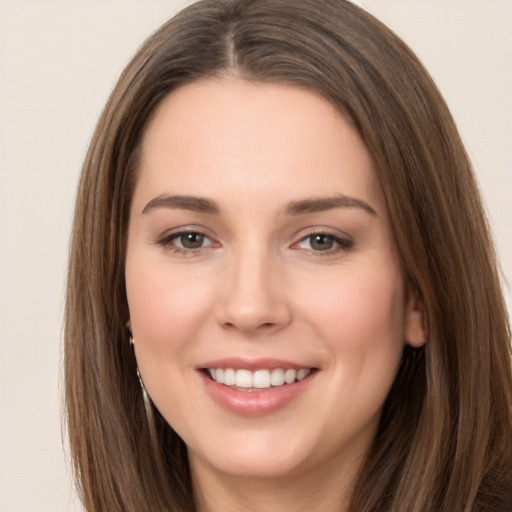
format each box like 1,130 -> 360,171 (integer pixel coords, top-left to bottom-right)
283,195 -> 378,217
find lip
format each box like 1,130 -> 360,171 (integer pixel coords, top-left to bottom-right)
197,357 -> 312,371
197,358 -> 318,417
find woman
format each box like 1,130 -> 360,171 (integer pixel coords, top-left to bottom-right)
65,0 -> 512,510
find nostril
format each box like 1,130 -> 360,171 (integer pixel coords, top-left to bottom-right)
221,320 -> 277,333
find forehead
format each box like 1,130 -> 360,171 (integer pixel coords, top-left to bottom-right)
136,77 -> 382,212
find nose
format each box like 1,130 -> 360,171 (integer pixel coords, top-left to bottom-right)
215,246 -> 292,336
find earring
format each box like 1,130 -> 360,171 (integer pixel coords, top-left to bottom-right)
137,367 -> 152,409
130,337 -> 152,413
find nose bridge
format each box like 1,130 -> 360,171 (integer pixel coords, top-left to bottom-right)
217,239 -> 290,334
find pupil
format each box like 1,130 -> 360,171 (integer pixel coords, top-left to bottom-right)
311,234 -> 333,251
182,233 -> 204,248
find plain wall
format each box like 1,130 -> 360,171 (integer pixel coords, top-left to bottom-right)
0,2 -> 510,511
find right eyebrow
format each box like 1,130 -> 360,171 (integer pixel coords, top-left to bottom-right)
141,195 -> 221,215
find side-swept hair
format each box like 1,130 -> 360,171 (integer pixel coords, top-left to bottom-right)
65,1 -> 512,510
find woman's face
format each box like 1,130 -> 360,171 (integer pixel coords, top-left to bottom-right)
126,78 -> 424,482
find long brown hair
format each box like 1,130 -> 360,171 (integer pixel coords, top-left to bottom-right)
65,1 -> 512,510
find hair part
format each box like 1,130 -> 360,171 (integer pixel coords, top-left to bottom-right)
65,1 -> 512,510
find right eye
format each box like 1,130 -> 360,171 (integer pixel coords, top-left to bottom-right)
174,232 -> 208,249
157,230 -> 216,254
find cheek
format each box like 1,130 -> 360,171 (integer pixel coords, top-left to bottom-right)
297,263 -> 406,376
311,267 -> 404,338
124,257 -> 216,420
125,256 -> 216,350
295,267 -> 407,439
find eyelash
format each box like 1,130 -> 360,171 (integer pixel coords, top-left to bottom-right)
156,230 -> 354,256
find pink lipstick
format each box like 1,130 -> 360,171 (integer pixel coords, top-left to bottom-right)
197,358 -> 318,416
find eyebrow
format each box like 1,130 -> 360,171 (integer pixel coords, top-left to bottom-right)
142,195 -> 221,215
283,195 -> 377,216
141,193 -> 377,217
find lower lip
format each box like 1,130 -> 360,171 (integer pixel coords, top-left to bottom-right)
199,371 -> 317,417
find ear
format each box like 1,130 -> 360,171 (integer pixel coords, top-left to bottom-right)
404,288 -> 426,348
126,319 -> 132,333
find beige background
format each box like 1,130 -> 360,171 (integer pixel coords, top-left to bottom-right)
0,1 -> 510,511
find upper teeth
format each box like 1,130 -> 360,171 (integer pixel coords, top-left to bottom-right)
207,368 -> 312,389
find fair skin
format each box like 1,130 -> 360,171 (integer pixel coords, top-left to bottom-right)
125,78 -> 424,512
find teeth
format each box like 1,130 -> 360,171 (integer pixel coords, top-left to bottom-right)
235,369 -> 252,388
224,368 -> 236,386
253,370 -> 270,389
297,369 -> 310,381
284,369 -> 296,384
207,367 -> 312,388
270,368 -> 285,386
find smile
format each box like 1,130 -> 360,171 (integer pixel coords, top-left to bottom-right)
207,368 -> 313,390
199,361 -> 319,416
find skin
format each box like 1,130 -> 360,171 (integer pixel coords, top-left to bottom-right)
125,78 -> 425,512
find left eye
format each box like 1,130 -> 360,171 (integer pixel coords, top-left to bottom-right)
296,233 -> 352,252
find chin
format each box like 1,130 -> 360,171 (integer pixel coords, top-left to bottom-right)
187,426 -> 317,480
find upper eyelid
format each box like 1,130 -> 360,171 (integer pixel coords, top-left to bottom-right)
292,226 -> 353,242
294,233 -> 352,247
156,225 -> 216,240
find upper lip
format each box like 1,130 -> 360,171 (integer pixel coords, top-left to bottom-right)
197,357 -> 315,371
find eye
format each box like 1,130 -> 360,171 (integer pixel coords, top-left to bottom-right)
175,232 -> 208,249
157,230 -> 216,253
295,232 -> 353,253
